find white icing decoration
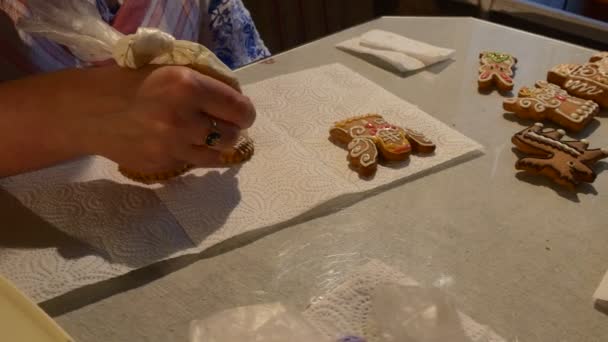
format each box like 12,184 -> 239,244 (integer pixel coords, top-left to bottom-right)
601,148 -> 608,154
348,137 -> 377,167
349,125 -> 367,137
525,131 -> 581,156
565,79 -> 604,95
377,128 -> 402,143
534,122 -> 544,127
557,129 -> 566,135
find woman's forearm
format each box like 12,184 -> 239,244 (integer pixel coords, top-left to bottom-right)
0,65 -> 151,177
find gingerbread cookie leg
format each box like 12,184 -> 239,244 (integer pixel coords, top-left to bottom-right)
347,137 -> 379,177
403,129 -> 436,154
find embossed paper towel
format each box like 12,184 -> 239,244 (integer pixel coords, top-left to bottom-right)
0,64 -> 482,302
160,63 -> 483,243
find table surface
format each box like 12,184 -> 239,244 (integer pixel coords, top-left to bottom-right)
51,17 -> 608,341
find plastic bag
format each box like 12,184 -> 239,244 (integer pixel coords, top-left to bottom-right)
189,303 -> 331,342
367,283 -> 469,342
17,0 -> 240,91
188,274 -> 492,342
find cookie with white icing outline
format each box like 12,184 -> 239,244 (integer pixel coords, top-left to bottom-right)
329,114 -> 435,177
512,123 -> 608,189
503,81 -> 599,132
547,61 -> 608,108
478,52 -> 517,92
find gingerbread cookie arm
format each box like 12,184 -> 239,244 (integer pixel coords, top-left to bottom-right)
329,126 -> 354,145
404,129 -> 436,154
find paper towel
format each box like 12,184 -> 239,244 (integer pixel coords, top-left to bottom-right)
0,64 -> 482,302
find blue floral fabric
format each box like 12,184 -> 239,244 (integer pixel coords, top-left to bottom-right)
208,0 -> 271,69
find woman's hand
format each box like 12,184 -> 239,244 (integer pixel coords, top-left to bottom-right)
87,66 -> 255,174
0,65 -> 255,177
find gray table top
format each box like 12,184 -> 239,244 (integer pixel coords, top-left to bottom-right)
53,17 -> 608,341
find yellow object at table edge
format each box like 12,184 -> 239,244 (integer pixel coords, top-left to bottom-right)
0,275 -> 74,342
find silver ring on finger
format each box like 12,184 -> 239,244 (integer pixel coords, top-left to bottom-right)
204,117 -> 221,147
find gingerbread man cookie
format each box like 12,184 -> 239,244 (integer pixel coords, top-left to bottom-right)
478,52 -> 517,91
503,81 -> 599,132
512,123 -> 608,189
119,135 -> 254,184
547,61 -> 608,108
329,114 -> 435,177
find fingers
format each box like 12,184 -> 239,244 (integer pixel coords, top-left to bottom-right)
175,145 -> 224,168
194,73 -> 256,129
181,114 -> 241,150
162,68 -> 256,129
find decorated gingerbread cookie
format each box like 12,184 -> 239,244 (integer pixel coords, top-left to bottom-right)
119,135 -> 255,184
503,81 -> 599,132
547,61 -> 608,108
512,123 -> 608,189
478,52 -> 517,91
329,114 -> 435,177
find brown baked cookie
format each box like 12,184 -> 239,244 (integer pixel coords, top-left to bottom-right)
119,135 -> 254,184
503,81 -> 599,132
547,61 -> 608,108
478,52 -> 517,92
329,114 -> 435,177
512,123 -> 608,189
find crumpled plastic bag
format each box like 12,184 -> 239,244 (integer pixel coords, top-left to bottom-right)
17,0 -> 240,91
189,276 -> 487,342
189,303 -> 330,342
366,283 -> 469,342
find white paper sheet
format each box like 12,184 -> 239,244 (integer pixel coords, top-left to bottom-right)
0,64 -> 482,302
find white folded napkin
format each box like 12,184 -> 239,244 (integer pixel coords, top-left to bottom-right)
594,270 -> 608,305
336,29 -> 455,72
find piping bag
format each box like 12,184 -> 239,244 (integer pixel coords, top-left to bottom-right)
18,0 -> 254,184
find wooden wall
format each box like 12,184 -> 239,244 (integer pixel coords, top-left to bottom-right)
243,0 -> 375,53
242,0 -> 467,54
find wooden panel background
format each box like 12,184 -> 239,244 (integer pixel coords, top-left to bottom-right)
241,0 -> 471,54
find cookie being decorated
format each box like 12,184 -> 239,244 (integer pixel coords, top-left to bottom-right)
547,61 -> 608,108
329,114 -> 435,177
512,123 -> 608,189
478,51 -> 517,91
503,81 -> 599,132
119,135 -> 254,184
